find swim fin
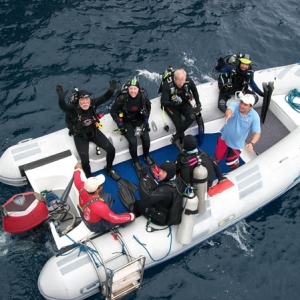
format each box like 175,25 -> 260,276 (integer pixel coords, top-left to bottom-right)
105,168 -> 137,194
117,180 -> 136,212
60,175 -> 74,205
195,113 -> 204,146
170,135 -> 183,153
132,160 -> 143,177
261,81 -> 274,124
261,82 -> 269,124
143,155 -> 160,180
118,178 -> 137,195
105,168 -> 137,212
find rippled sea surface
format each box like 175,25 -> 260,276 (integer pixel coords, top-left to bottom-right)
1,1 -> 300,299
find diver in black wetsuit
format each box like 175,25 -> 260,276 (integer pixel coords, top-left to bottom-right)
216,54 -> 264,112
175,135 -> 224,189
134,161 -> 185,226
160,68 -> 201,144
56,80 -> 117,178
110,77 -> 152,173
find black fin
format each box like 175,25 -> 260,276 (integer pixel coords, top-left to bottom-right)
195,114 -> 204,146
118,181 -> 136,212
60,176 -> 74,205
132,160 -> 143,177
262,81 -> 274,123
171,135 -> 183,152
261,82 -> 269,124
118,178 -> 137,194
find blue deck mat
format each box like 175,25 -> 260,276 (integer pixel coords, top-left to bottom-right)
94,132 -> 237,213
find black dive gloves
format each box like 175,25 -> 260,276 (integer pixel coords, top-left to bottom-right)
109,79 -> 118,93
56,84 -> 68,100
194,104 -> 202,115
117,122 -> 127,135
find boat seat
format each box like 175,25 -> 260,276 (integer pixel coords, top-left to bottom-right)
270,94 -> 300,132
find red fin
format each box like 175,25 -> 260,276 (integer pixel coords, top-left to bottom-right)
208,179 -> 234,197
151,165 -> 161,179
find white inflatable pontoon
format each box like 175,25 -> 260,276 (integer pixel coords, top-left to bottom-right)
1,63 -> 300,300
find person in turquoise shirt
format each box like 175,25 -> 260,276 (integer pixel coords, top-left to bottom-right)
215,94 -> 261,170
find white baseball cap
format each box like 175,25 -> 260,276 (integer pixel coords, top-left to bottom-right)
240,94 -> 255,106
84,174 -> 105,193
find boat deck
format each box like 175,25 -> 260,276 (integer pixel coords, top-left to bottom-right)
254,107 -> 289,154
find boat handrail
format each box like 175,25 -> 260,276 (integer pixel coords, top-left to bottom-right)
110,227 -> 134,262
84,235 -> 146,300
84,237 -> 110,297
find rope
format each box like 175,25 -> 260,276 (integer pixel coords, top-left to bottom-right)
133,227 -> 173,262
57,234 -> 113,277
45,192 -> 60,207
285,89 -> 300,113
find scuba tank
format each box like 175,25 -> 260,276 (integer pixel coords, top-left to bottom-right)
176,188 -> 199,245
193,161 -> 208,214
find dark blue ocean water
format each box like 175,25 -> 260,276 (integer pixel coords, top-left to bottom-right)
1,0 -> 300,299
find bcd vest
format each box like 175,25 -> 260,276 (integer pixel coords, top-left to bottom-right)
218,68 -> 253,94
65,104 -> 99,137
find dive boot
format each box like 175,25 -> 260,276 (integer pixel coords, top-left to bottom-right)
105,167 -> 121,181
171,134 -> 183,153
143,155 -> 155,166
132,160 -> 142,176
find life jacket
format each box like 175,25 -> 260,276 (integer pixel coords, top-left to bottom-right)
218,64 -> 253,94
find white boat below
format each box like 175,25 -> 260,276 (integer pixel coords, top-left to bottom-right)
1,63 -> 300,300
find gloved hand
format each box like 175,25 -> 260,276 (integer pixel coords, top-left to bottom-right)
257,89 -> 265,97
215,57 -> 225,71
143,118 -> 151,132
117,122 -> 126,135
172,95 -> 182,106
56,84 -> 68,100
194,105 -> 202,115
129,213 -> 136,221
143,122 -> 150,132
109,79 -> 118,92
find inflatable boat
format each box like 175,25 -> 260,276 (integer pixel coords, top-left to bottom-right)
1,63 -> 300,300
